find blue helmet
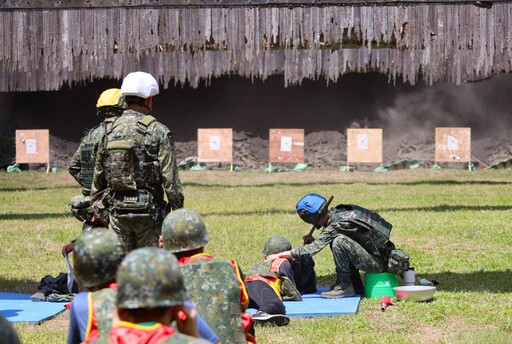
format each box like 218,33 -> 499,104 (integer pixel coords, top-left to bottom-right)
296,193 -> 328,224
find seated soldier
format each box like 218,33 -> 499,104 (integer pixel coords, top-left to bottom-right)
95,247 -> 210,344
68,228 -> 127,344
245,235 -> 302,326
160,208 -> 256,344
68,228 -> 218,344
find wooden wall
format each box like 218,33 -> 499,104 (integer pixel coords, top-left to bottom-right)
0,3 -> 509,91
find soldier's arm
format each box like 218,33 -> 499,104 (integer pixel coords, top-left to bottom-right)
68,144 -> 82,183
158,128 -> 184,210
292,225 -> 337,259
69,128 -> 96,183
90,144 -> 107,197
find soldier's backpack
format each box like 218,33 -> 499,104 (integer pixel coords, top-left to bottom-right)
335,204 -> 393,256
386,249 -> 411,275
334,204 -> 410,274
180,259 -> 246,344
103,114 -> 158,193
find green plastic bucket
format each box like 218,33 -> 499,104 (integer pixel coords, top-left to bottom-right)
364,272 -> 398,298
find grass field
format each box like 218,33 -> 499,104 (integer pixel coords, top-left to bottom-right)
1,169 -> 512,343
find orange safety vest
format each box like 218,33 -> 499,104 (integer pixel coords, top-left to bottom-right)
244,258 -> 287,300
83,281 -> 118,343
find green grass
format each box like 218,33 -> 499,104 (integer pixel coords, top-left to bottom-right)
1,169 -> 512,343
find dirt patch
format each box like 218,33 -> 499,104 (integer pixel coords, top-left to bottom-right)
43,129 -> 512,172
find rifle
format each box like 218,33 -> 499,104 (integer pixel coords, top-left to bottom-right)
303,195 -> 334,244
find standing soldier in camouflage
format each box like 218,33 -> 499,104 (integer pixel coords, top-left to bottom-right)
265,193 -> 410,299
68,89 -> 126,229
160,208 -> 256,344
245,235 -> 302,326
103,247 -> 210,344
91,71 -> 184,251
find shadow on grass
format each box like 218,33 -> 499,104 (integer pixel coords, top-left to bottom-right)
380,205 -> 512,212
200,203 -> 512,217
0,185 -> 79,192
319,270 -> 512,294
201,209 -> 295,217
422,270 -> 512,293
3,205 -> 509,221
0,213 -> 70,221
0,277 -> 40,295
183,179 -> 512,188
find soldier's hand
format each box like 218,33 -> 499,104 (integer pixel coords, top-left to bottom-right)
174,305 -> 199,338
303,234 -> 315,245
264,254 -> 279,262
61,243 -> 74,257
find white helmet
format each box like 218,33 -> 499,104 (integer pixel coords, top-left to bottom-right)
120,71 -> 159,98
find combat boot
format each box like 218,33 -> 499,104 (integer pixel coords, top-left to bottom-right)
321,273 -> 355,299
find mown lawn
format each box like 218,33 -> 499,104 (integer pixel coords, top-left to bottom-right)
1,169 -> 511,343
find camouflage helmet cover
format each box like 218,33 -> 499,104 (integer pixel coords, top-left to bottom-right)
161,208 -> 210,253
116,247 -> 188,309
296,193 -> 328,224
262,235 -> 292,256
73,228 -> 126,289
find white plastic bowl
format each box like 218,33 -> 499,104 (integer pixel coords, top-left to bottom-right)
393,286 -> 436,302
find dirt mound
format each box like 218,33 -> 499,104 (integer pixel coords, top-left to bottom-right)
43,129 -> 512,172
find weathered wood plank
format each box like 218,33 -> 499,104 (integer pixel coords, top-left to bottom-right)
0,4 -> 511,91
0,0 -> 492,10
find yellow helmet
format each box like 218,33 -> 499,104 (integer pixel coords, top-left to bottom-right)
96,88 -> 124,108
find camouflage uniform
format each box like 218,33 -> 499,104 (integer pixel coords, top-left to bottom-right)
69,124 -> 108,195
162,209 -> 254,344
180,257 -> 247,343
91,109 -> 184,251
69,108 -> 119,230
263,235 -> 317,294
0,315 -> 21,344
293,203 -> 407,298
245,236 -> 300,325
68,229 -> 126,344
293,206 -> 389,276
108,248 -> 209,344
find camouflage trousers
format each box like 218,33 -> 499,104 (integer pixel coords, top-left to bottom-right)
330,234 -> 386,275
108,212 -> 162,252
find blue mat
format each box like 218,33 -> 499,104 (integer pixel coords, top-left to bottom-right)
247,287 -> 361,318
0,293 -> 68,324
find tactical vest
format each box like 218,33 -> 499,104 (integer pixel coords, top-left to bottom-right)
332,204 -> 394,258
180,259 -> 246,344
78,142 -> 95,191
103,112 -> 159,192
84,287 -> 117,343
78,119 -> 114,192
